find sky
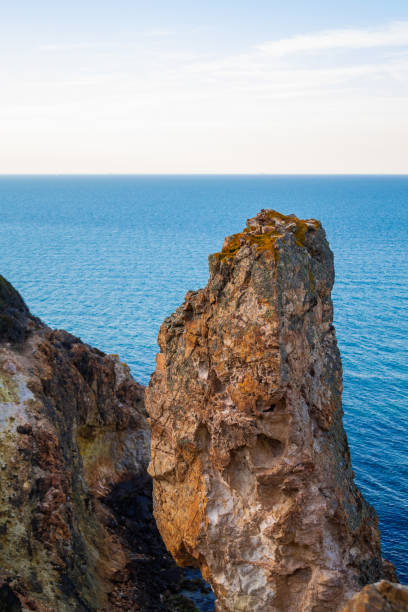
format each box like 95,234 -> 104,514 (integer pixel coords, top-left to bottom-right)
1,1 -> 408,174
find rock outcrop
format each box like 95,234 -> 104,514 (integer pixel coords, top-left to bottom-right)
341,581 -> 408,612
0,275 -> 203,611
146,209 -> 391,611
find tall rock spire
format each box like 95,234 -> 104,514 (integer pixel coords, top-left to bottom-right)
146,209 -> 389,611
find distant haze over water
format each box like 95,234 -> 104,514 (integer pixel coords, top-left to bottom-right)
0,175 -> 407,583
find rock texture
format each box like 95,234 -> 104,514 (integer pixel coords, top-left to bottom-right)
0,275 -> 203,611
341,581 -> 408,612
147,209 -> 391,612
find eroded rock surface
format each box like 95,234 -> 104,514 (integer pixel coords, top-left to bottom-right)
146,209 -> 391,612
0,275 -> 202,611
341,581 -> 408,612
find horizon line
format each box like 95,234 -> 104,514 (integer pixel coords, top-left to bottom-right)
0,172 -> 407,177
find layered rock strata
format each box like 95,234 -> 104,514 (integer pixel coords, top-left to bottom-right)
146,209 -> 391,612
0,276 -> 201,611
341,581 -> 408,612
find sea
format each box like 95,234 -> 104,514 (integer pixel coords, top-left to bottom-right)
0,175 -> 406,601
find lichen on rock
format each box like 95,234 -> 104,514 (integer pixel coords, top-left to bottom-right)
0,276 -> 204,611
146,209 -> 393,611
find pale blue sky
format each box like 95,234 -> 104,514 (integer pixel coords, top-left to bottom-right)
1,1 -> 408,173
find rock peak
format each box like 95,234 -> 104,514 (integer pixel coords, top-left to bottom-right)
147,208 -> 391,611
213,209 -> 320,262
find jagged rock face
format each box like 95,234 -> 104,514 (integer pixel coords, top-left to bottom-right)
146,210 -> 388,612
0,276 -> 198,611
0,276 -> 38,344
341,581 -> 408,612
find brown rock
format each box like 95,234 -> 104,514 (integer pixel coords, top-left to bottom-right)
0,276 -> 202,611
341,581 -> 408,611
146,209 -> 393,611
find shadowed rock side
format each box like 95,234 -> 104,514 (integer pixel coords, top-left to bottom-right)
146,210 -> 394,612
0,275 -> 204,611
341,581 -> 408,612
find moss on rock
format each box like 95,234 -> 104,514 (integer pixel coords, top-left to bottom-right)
213,209 -> 320,262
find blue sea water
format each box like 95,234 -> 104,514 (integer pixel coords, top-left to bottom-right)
0,175 -> 407,592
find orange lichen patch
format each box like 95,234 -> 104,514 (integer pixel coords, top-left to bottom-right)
261,209 -> 296,223
213,230 -> 282,261
248,232 -> 282,253
214,233 -> 244,260
154,456 -> 207,567
294,219 -> 319,247
261,210 -> 320,248
228,373 -> 269,413
212,209 -> 320,261
184,318 -> 205,358
155,352 -> 166,372
233,326 -> 271,362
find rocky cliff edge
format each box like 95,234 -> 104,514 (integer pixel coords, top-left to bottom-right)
0,275 -> 203,611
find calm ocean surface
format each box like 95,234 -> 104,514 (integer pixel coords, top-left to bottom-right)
0,175 -> 407,588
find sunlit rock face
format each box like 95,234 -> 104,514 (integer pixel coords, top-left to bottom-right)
146,209 -> 390,612
0,275 -> 191,611
341,581 -> 408,612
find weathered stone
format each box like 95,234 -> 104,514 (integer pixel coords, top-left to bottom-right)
341,581 -> 408,611
146,209 -> 392,611
0,277 -> 202,611
0,275 -> 40,344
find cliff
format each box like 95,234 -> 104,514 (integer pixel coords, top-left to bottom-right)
146,209 -> 393,611
0,276 -> 203,611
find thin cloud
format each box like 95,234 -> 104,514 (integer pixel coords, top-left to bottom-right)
39,42 -> 127,52
4,18 -> 408,173
257,21 -> 408,56
142,28 -> 174,37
